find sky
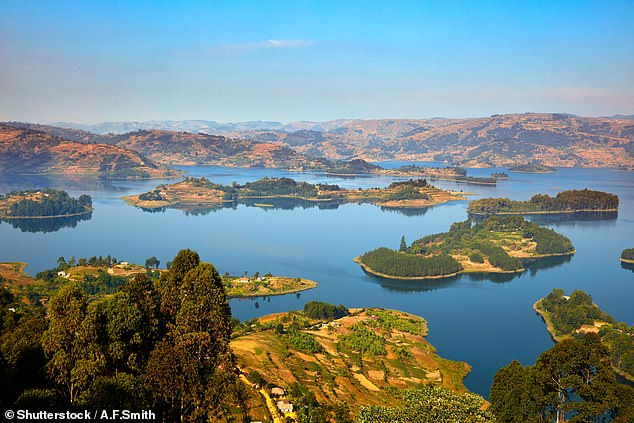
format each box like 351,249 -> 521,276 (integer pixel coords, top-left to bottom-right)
1,0 -> 633,124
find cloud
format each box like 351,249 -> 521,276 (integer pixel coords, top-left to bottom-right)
210,39 -> 315,54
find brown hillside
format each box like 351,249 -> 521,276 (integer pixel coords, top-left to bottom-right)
0,124 -> 173,177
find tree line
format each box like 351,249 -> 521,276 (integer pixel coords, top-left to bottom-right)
358,247 -> 462,278
468,189 -> 619,214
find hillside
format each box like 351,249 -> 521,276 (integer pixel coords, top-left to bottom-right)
110,129 -> 324,169
231,114 -> 634,167
231,307 -> 474,417
0,124 -> 174,177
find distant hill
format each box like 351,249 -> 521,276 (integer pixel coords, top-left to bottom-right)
0,124 -> 174,177
12,112 -> 634,168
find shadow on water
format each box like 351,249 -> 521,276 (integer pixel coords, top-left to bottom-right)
361,254 -> 574,292
469,211 -> 618,226
1,212 -> 92,233
136,197 -> 435,217
621,261 -> 634,274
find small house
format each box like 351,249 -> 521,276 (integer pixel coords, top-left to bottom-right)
57,271 -> 70,278
270,387 -> 285,397
277,400 -> 293,413
238,277 -> 250,283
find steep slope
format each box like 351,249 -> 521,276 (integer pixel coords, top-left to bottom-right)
0,124 -> 173,177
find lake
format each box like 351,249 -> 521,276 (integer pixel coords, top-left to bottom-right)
1,165 -> 633,397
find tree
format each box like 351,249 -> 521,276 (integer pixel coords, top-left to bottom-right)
42,284 -> 105,404
399,235 -> 407,252
56,256 -> 66,270
156,249 -> 200,321
145,256 -> 160,269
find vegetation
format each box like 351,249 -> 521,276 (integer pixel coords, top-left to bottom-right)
125,176 -> 465,212
0,249 -> 245,421
0,189 -> 92,218
303,301 -> 349,320
489,334 -> 634,422
468,189 -> 619,215
358,216 -> 574,279
508,163 -> 557,173
357,386 -> 496,423
339,323 -> 387,357
621,248 -> 634,262
535,288 -> 634,382
358,248 -> 462,278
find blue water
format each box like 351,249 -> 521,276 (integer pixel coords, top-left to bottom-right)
0,165 -> 632,398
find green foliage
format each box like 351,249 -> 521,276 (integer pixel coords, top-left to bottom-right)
339,324 -> 387,357
356,386 -> 495,423
359,248 -> 462,277
621,248 -> 634,261
241,177 -> 319,198
468,189 -> 619,214
399,235 -> 407,252
540,288 -> 614,336
367,309 -> 425,335
303,301 -> 349,320
285,330 -> 323,353
469,251 -> 484,263
490,334 -> 620,422
472,242 -> 522,271
81,271 -> 125,295
6,189 -> 92,217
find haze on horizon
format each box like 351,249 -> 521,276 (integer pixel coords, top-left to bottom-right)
1,0 -> 633,125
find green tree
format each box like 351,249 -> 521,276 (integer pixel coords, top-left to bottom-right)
145,256 -> 160,269
399,235 -> 407,252
42,284 -> 105,404
156,249 -> 200,321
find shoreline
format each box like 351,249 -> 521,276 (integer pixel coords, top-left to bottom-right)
0,208 -> 93,220
533,300 -> 569,343
620,258 -> 634,264
355,250 -> 574,281
468,208 -> 618,216
225,277 -> 318,298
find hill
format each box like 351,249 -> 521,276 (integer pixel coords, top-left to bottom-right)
0,124 -> 175,177
231,307 -> 477,418
231,113 -> 634,167
357,216 -> 575,279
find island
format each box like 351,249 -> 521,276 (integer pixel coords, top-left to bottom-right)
222,274 -> 317,297
491,172 -> 509,179
356,215 -> 574,279
508,163 -> 557,173
0,189 -> 93,218
467,189 -> 619,215
534,288 -> 634,383
621,248 -> 634,264
232,302 -> 493,421
381,164 -> 498,184
123,176 -> 466,211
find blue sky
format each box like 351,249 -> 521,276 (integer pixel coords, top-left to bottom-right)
1,0 -> 633,123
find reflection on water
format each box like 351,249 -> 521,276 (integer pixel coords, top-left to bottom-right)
363,254 -> 575,292
136,197 -> 434,216
469,211 -> 618,225
621,261 -> 634,274
526,211 -> 618,225
1,212 -> 92,233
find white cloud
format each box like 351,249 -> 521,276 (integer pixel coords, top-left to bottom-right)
211,39 -> 315,54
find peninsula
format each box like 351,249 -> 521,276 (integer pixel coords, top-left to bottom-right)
356,216 -> 574,279
534,288 -> 634,383
467,189 -> 619,215
231,304 -> 492,421
0,189 -> 93,219
222,274 -> 317,298
124,176 -> 466,211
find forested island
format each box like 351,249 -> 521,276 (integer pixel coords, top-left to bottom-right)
508,163 -> 557,173
124,176 -> 466,211
222,274 -> 317,297
467,189 -> 619,215
0,189 -> 92,218
382,165 -> 498,185
621,248 -> 634,264
356,216 -> 574,279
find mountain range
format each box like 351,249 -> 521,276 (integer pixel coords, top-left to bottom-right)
49,113 -> 634,168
